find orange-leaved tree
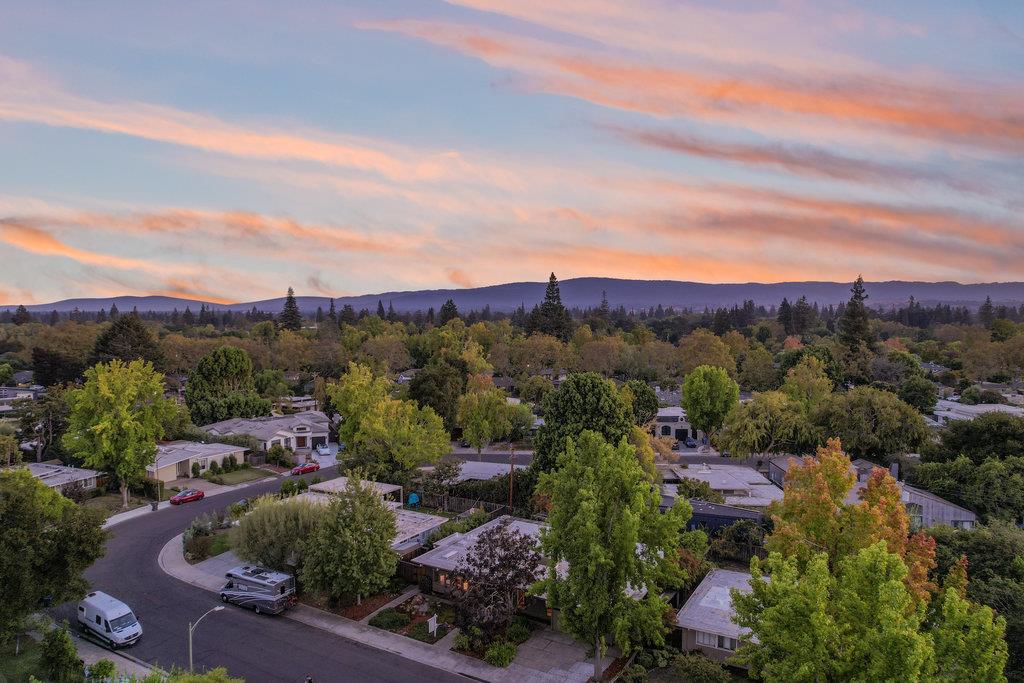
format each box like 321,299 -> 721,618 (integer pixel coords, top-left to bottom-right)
766,438 -> 936,604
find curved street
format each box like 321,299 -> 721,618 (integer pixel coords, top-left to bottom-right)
54,467 -> 464,683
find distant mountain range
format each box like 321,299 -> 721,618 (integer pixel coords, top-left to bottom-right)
8,278 -> 1024,314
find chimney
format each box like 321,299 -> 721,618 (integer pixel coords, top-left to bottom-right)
889,462 -> 899,481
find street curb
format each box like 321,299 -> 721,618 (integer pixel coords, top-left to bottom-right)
71,631 -> 163,676
104,475 -> 281,529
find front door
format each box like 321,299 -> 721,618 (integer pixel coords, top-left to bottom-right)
296,436 -> 308,448
176,460 -> 190,478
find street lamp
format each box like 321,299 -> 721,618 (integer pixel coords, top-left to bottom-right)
188,605 -> 225,672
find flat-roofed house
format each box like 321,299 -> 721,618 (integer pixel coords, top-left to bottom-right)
933,398 -> 1024,426
659,463 -> 782,510
23,462 -> 101,495
298,476 -> 448,554
202,410 -> 329,459
147,441 -> 249,483
676,568 -> 753,664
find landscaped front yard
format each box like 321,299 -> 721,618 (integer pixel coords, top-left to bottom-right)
368,594 -> 455,644
0,638 -> 43,683
214,467 -> 270,485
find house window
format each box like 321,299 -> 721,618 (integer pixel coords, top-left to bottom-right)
696,631 -> 737,651
200,458 -> 209,471
953,520 -> 974,530
905,503 -> 923,530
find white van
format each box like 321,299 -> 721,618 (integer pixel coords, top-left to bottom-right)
77,591 -> 142,648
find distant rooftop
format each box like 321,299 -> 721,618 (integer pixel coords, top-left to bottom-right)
22,462 -> 100,488
660,462 -> 782,508
150,440 -> 246,471
415,515 -> 543,573
310,476 -> 402,498
202,410 -> 329,439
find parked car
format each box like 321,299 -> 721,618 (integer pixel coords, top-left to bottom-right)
77,591 -> 142,648
315,442 -> 330,457
684,436 -> 698,448
290,462 -> 320,476
170,488 -> 205,505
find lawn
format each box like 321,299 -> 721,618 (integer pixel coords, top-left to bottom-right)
82,492 -> 149,519
0,638 -> 43,683
185,527 -> 233,564
216,467 -> 270,485
368,594 -> 455,644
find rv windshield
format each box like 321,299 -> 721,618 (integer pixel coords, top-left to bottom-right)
110,613 -> 137,630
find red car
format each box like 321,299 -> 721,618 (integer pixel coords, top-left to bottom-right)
170,488 -> 205,505
290,462 -> 320,476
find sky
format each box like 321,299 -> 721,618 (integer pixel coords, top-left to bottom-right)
1,1 -> 1023,305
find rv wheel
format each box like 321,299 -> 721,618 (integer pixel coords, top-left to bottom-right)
220,594 -> 228,602
254,605 -> 262,615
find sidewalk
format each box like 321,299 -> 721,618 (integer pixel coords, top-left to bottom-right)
104,476 -> 278,529
158,535 -> 593,682
73,632 -> 156,680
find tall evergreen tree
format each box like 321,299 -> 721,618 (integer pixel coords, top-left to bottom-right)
339,304 -> 357,324
376,300 -> 386,319
979,295 -> 995,328
438,298 -> 460,324
777,298 -> 794,335
279,287 -> 303,331
108,302 -> 120,320
838,276 -> 874,350
527,272 -> 573,340
328,298 -> 337,320
12,304 -> 31,325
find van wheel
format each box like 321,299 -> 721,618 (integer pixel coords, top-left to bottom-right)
254,605 -> 262,615
220,594 -> 228,602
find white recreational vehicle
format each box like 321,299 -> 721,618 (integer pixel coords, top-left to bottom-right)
77,591 -> 142,648
219,565 -> 296,615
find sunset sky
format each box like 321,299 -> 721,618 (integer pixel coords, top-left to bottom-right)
1,1 -> 1022,304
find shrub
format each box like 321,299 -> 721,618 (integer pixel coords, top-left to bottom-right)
670,653 -> 731,682
279,480 -> 299,497
452,632 -> 472,652
209,461 -> 222,475
225,454 -> 238,471
484,640 -> 517,667
620,664 -> 647,683
506,621 -> 532,644
89,659 -> 117,680
368,608 -> 411,631
635,646 -> 676,670
407,621 -> 448,642
191,462 -> 201,478
296,478 -> 309,492
41,621 -> 82,683
426,510 -> 492,546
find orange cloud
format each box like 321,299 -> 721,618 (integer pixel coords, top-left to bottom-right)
366,20 -> 1024,153
445,268 -> 475,288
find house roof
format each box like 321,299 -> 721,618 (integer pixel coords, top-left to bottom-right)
202,410 -> 329,440
414,515 -> 543,572
934,399 -> 1024,421
676,568 -> 753,640
295,492 -> 447,549
310,476 -> 402,497
660,463 -> 782,508
688,499 -> 765,522
22,462 -> 99,488
149,441 -> 247,471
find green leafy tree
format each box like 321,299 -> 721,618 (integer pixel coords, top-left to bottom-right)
352,397 -> 450,481
253,368 -> 290,400
301,474 -> 398,605
408,357 -> 467,431
32,346 -> 84,386
739,345 -> 779,391
0,469 -> 106,641
20,383 -> 70,462
811,386 -> 926,462
518,374 -> 554,405
0,433 -> 20,467
328,362 -> 392,446
681,365 -> 739,447
185,346 -> 270,426
41,621 -> 83,683
923,412 -> 1024,464
232,495 -> 320,572
931,569 -> 1009,683
457,388 -> 512,456
621,379 -> 659,426
534,431 -> 690,678
899,374 -> 939,413
717,391 -> 815,459
532,372 -> 634,473
421,460 -> 462,510
527,273 -> 573,341
278,287 -> 303,331
781,356 -> 833,410
0,362 -> 13,385
733,544 -> 933,682
90,314 -> 164,369
64,359 -> 175,508
676,477 -> 725,504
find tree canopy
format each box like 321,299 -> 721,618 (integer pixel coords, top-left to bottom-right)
278,287 -> 303,331
90,314 -> 164,368
185,346 -> 270,426
681,365 -> 739,444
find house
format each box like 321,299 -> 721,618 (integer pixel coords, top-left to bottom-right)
420,460 -> 527,483
538,368 -> 568,386
277,395 -> 317,412
299,476 -> 448,553
651,406 -> 702,441
12,370 -> 34,385
202,410 -> 329,458
659,463 -> 782,510
147,441 -> 249,483
395,369 -> 420,385
919,361 -> 950,376
23,462 -> 101,495
768,455 -> 976,529
676,568 -> 753,664
684,499 -> 764,533
492,376 -> 516,392
932,398 -> 1024,426
0,385 -> 44,413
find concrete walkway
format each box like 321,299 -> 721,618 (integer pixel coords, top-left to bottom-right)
73,632 -> 156,679
158,535 -> 596,682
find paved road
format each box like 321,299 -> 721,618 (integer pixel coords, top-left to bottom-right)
54,467 -> 463,683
